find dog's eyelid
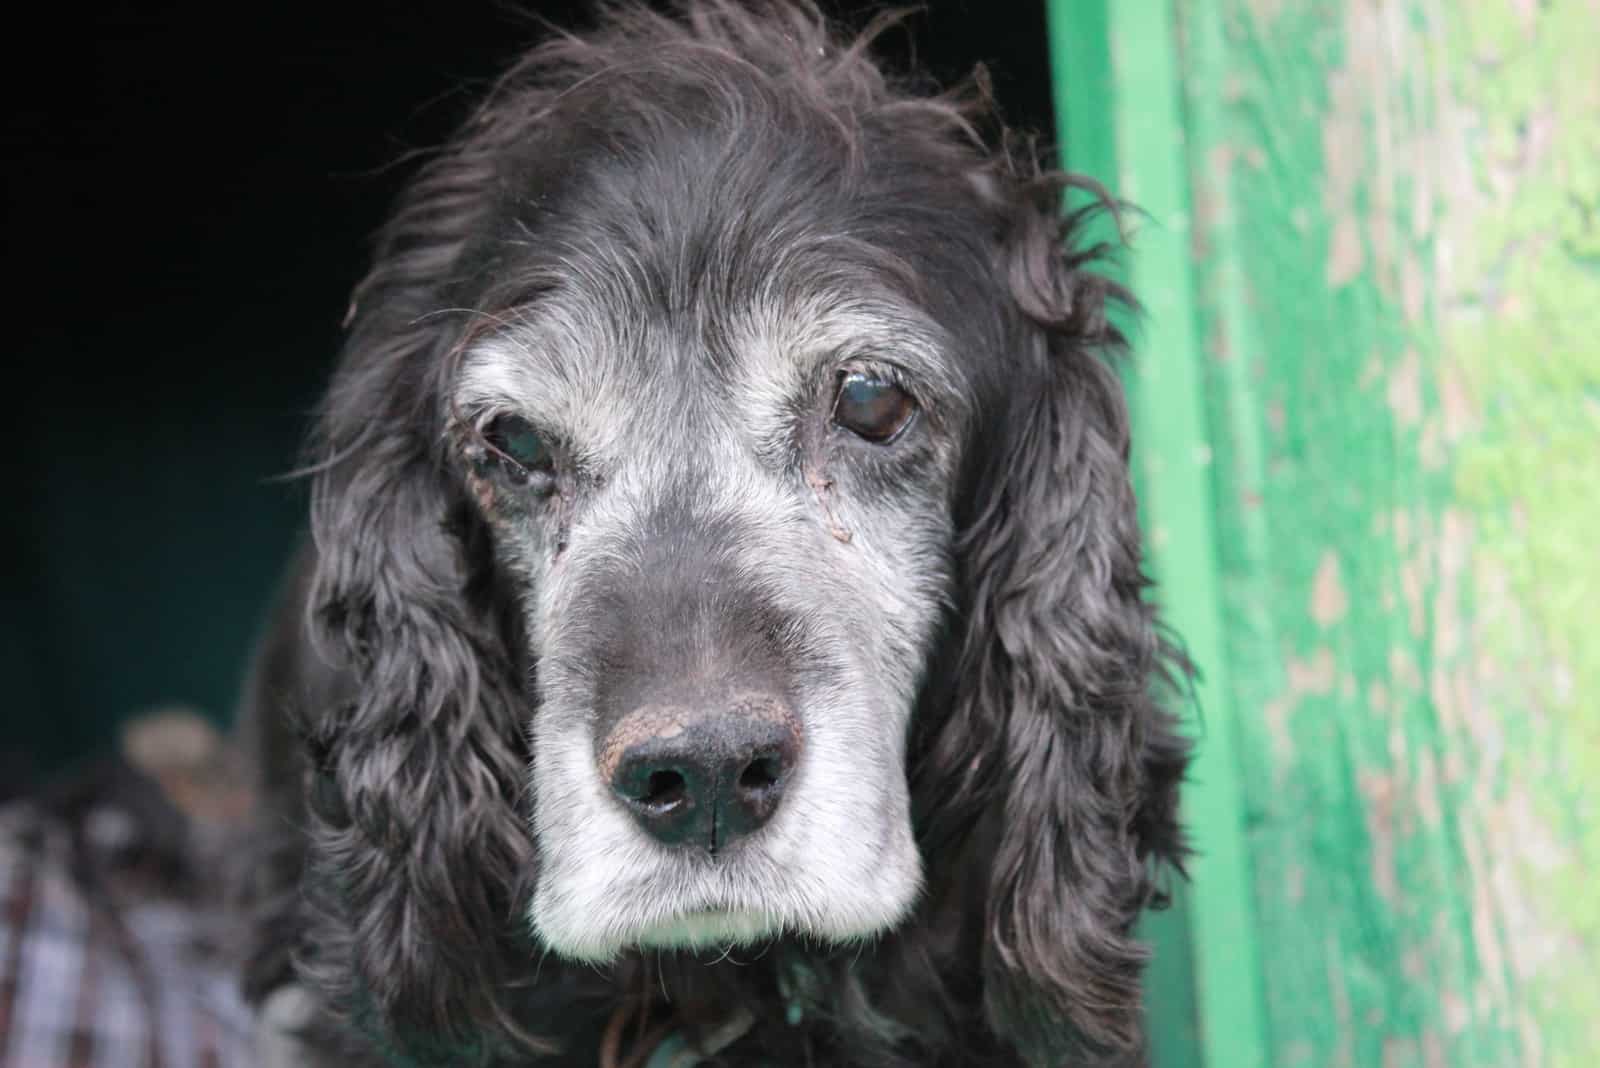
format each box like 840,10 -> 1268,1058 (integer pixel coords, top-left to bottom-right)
831,325 -> 960,393
468,406 -> 548,446
833,356 -> 918,398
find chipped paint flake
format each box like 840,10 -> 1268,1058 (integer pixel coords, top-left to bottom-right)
1311,550 -> 1349,626
1386,349 -> 1424,427
1328,213 -> 1366,285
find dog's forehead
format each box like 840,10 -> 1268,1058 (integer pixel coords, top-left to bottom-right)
442,80 -> 1007,468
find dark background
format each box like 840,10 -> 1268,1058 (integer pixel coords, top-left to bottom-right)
1,0 -> 1057,786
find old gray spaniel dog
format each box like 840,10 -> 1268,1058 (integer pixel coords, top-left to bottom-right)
233,2 -> 1191,1065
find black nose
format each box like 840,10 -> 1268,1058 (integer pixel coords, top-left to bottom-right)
604,698 -> 801,852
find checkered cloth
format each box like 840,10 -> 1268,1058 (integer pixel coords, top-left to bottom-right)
0,782 -> 255,1067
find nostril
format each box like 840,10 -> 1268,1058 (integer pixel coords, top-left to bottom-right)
722,742 -> 791,843
640,768 -> 687,812
737,753 -> 783,794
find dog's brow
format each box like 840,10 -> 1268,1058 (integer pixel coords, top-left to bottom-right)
453,285 -> 961,408
780,298 -> 961,392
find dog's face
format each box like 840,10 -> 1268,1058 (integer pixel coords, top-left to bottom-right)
447,118 -> 990,959
287,5 -> 1188,1061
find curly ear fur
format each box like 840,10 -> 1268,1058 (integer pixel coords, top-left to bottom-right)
920,170 -> 1191,1066
289,89 -> 554,1063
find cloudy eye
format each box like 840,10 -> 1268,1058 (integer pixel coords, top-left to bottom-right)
832,370 -> 917,443
482,414 -> 554,482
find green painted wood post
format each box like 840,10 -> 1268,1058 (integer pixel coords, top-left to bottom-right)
1047,1 -> 1600,1065
1048,3 -> 1270,1066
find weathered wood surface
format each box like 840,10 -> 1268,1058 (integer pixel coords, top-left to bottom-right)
1050,1 -> 1600,1064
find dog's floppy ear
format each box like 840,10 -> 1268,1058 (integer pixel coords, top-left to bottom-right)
291,101 -> 551,1061
937,171 -> 1191,1064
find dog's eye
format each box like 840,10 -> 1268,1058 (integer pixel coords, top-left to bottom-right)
482,414 -> 554,480
832,371 -> 916,443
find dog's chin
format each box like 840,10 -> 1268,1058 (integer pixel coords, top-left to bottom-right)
529,855 -> 923,965
631,909 -> 787,953
536,904 -> 907,964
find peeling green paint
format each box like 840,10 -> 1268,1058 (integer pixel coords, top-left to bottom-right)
1050,0 -> 1598,1064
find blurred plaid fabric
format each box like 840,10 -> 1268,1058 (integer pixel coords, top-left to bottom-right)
0,764 -> 255,1068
